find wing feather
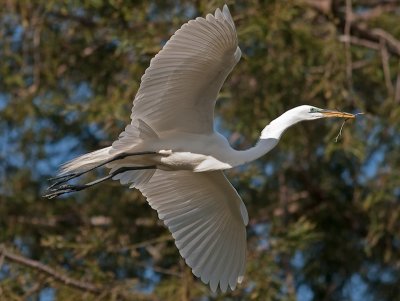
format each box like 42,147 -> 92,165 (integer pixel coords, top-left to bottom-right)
136,170 -> 247,292
224,226 -> 239,289
112,5 -> 241,153
200,213 -> 231,285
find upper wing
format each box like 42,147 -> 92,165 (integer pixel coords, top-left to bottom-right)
136,170 -> 248,292
129,5 -> 241,135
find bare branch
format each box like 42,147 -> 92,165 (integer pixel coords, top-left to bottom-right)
344,0 -> 354,97
351,59 -> 371,70
339,35 -> 380,51
0,247 -> 102,294
379,39 -> 394,97
352,24 -> 400,57
302,0 -> 400,57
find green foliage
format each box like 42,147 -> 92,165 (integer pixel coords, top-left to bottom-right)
1,0 -> 400,300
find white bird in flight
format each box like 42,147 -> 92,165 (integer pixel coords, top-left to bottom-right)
46,5 -> 355,292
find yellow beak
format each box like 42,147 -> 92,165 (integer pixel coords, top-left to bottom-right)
321,110 -> 356,119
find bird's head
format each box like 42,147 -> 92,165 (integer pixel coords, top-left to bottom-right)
261,105 -> 356,140
295,105 -> 356,121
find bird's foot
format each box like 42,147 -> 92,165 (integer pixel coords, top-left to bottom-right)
44,184 -> 86,199
48,173 -> 79,190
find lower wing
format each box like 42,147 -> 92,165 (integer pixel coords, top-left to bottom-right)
135,170 -> 248,292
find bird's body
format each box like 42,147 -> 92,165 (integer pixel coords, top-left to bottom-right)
46,5 -> 356,292
118,131 -> 234,171
106,131 -> 272,173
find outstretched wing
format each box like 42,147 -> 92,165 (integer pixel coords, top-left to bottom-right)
136,170 -> 248,292
130,5 -> 241,136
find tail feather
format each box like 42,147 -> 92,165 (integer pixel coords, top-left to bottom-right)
57,145 -> 156,188
59,146 -> 113,175
57,119 -> 158,186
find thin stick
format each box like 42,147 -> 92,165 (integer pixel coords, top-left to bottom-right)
334,112 -> 364,142
335,119 -> 348,142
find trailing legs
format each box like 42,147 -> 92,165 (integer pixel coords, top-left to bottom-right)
45,151 -> 158,199
48,151 -> 157,190
45,165 -> 156,199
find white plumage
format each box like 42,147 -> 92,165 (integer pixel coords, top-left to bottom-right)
137,170 -> 247,292
48,5 -> 355,292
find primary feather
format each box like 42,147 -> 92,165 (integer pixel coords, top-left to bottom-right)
115,4 -> 241,147
136,170 -> 247,291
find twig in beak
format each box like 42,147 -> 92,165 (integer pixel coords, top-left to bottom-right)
335,119 -> 348,142
334,112 -> 363,142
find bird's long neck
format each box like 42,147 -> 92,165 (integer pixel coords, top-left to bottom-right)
231,108 -> 303,167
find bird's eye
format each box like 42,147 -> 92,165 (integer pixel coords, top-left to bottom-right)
309,108 -> 317,113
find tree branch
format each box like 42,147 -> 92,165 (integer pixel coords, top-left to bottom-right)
0,246 -> 158,300
339,35 -> 380,51
353,25 -> 400,57
0,246 -> 102,294
302,0 -> 400,57
344,0 -> 354,97
379,38 -> 394,97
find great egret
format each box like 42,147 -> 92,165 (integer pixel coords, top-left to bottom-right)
46,5 -> 355,292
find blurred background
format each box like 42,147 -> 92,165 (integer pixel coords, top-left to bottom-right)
1,0 -> 400,300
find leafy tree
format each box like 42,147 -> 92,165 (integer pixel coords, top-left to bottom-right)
1,0 -> 399,300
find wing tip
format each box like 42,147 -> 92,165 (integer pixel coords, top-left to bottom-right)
215,7 -> 223,19
222,4 -> 235,27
